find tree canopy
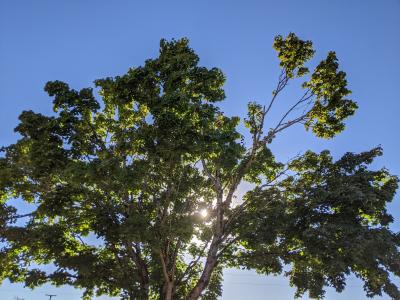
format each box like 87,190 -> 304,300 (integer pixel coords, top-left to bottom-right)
0,33 -> 399,300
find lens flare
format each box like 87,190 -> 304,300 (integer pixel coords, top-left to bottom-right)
200,209 -> 208,218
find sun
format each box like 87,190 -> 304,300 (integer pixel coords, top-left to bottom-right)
200,209 -> 208,218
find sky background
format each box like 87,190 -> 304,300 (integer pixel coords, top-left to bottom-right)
1,0 -> 400,299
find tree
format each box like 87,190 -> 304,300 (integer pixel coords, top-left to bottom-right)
0,33 -> 399,300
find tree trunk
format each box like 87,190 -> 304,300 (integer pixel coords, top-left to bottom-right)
185,238 -> 219,300
165,281 -> 173,300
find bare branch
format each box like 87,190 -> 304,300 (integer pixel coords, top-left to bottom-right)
13,212 -> 35,219
261,91 -> 314,145
171,238 -> 181,281
201,159 -> 222,193
274,89 -> 313,130
263,69 -> 289,119
159,251 -> 171,283
176,239 -> 210,286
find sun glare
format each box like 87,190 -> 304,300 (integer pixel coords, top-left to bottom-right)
200,209 -> 208,218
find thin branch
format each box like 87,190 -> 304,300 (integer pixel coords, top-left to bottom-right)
171,238 -> 181,281
159,251 -> 171,283
124,241 -> 150,291
221,73 -> 300,211
216,235 -> 240,258
201,159 -> 222,193
263,69 -> 288,118
260,90 -> 314,145
13,212 -> 35,219
176,239 -> 210,286
274,89 -> 313,130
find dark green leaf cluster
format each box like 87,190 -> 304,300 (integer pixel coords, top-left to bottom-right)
0,38 -> 236,299
244,146 -> 283,185
232,148 -> 399,299
304,52 -> 358,138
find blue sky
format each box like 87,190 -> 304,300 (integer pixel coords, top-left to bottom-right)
1,1 -> 400,299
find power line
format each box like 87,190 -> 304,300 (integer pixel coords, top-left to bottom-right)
46,294 -> 57,300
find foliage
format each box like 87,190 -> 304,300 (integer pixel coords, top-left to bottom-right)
0,34 -> 398,300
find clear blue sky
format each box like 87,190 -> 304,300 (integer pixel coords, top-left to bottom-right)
1,1 -> 400,299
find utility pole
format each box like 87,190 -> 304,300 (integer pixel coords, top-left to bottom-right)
46,294 -> 57,300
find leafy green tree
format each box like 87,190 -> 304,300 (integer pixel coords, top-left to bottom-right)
0,33 -> 399,300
